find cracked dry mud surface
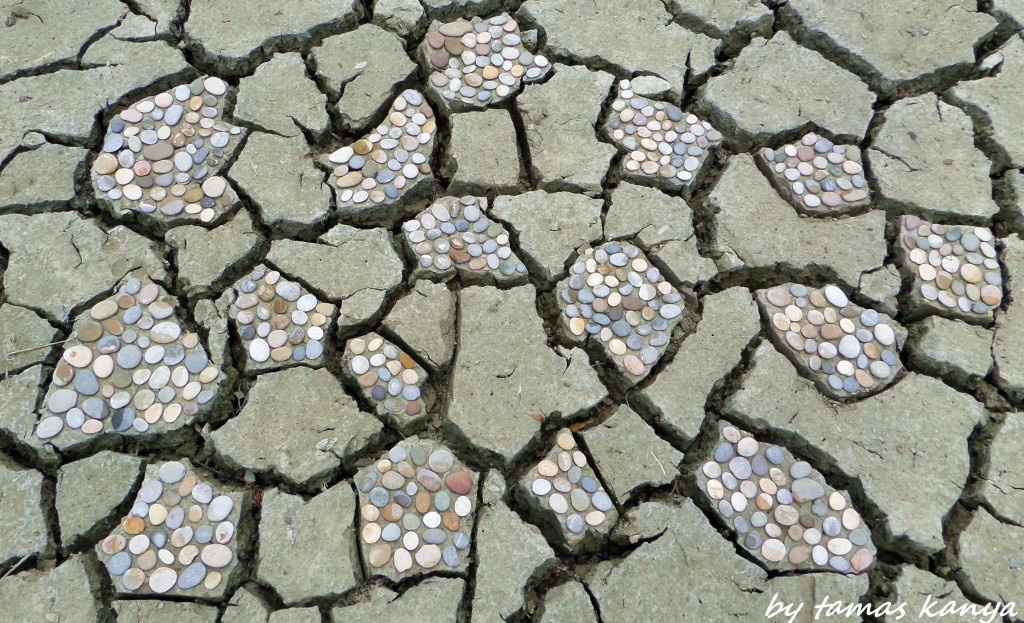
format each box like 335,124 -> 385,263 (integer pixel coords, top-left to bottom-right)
0,0 -> 1023,622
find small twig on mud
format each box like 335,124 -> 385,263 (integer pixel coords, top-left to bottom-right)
651,451 -> 667,476
4,337 -> 72,360
0,553 -> 31,580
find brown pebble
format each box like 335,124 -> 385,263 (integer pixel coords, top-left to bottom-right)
445,471 -> 473,495
850,548 -> 874,572
77,320 -> 104,342
442,511 -> 460,531
382,503 -> 403,522
124,517 -> 146,535
178,474 -> 197,497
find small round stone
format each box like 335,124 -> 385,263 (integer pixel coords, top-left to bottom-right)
208,495 -> 234,521
159,462 -> 186,483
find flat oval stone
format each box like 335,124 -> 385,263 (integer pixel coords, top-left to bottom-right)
428,450 -> 454,473
148,567 -> 177,593
792,478 -> 825,502
35,416 -> 64,439
159,461 -> 186,483
445,471 -> 473,495
107,552 -> 132,576
208,495 -> 234,521
415,544 -> 442,568
177,561 -> 207,589
47,389 -> 78,414
200,543 -> 233,568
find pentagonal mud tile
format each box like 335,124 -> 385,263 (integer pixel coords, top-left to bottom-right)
697,424 -> 876,574
756,283 -> 905,399
355,438 -> 477,580
602,78 -> 722,192
897,215 -> 1003,321
341,332 -> 432,426
324,89 -> 436,223
96,459 -> 250,598
225,265 -> 335,372
519,429 -> 616,550
418,13 -> 549,112
556,242 -> 683,386
401,195 -> 527,282
91,76 -> 246,229
756,132 -> 870,215
34,275 -> 224,447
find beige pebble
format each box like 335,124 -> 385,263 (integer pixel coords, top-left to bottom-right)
761,538 -> 787,562
556,431 -> 575,450
827,538 -> 852,556
623,355 -> 645,375
148,567 -> 177,594
102,534 -> 126,555
149,503 -> 168,525
538,459 -> 558,477
415,544 -> 442,568
200,543 -> 233,568
204,571 -> 222,590
842,507 -> 861,530
122,568 -> 146,591
394,548 -> 413,572
774,505 -> 799,526
368,544 -> 392,567
178,544 -> 199,565
850,548 -> 874,572
63,345 -> 93,368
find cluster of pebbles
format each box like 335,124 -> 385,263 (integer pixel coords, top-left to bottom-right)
342,333 -> 428,420
402,196 -> 527,280
698,425 -> 875,574
603,79 -> 723,190
36,278 -> 221,442
558,243 -> 683,384
899,216 -> 1002,318
97,460 -> 247,596
326,90 -> 435,212
356,439 -> 476,579
758,284 -> 905,399
92,77 -> 243,225
758,132 -> 870,213
227,266 -> 334,369
419,14 -> 549,110
521,429 -> 615,544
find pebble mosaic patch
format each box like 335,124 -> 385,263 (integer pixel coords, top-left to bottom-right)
226,266 -> 335,370
698,425 -> 876,574
326,89 -> 435,211
420,13 -> 550,110
402,195 -> 527,280
758,284 -> 905,399
603,79 -> 723,190
92,77 -> 244,225
342,333 -> 429,420
521,429 -> 616,546
36,278 -> 222,442
757,132 -> 870,214
355,439 -> 477,579
97,460 -> 248,597
558,242 -> 683,384
899,215 -> 1003,318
